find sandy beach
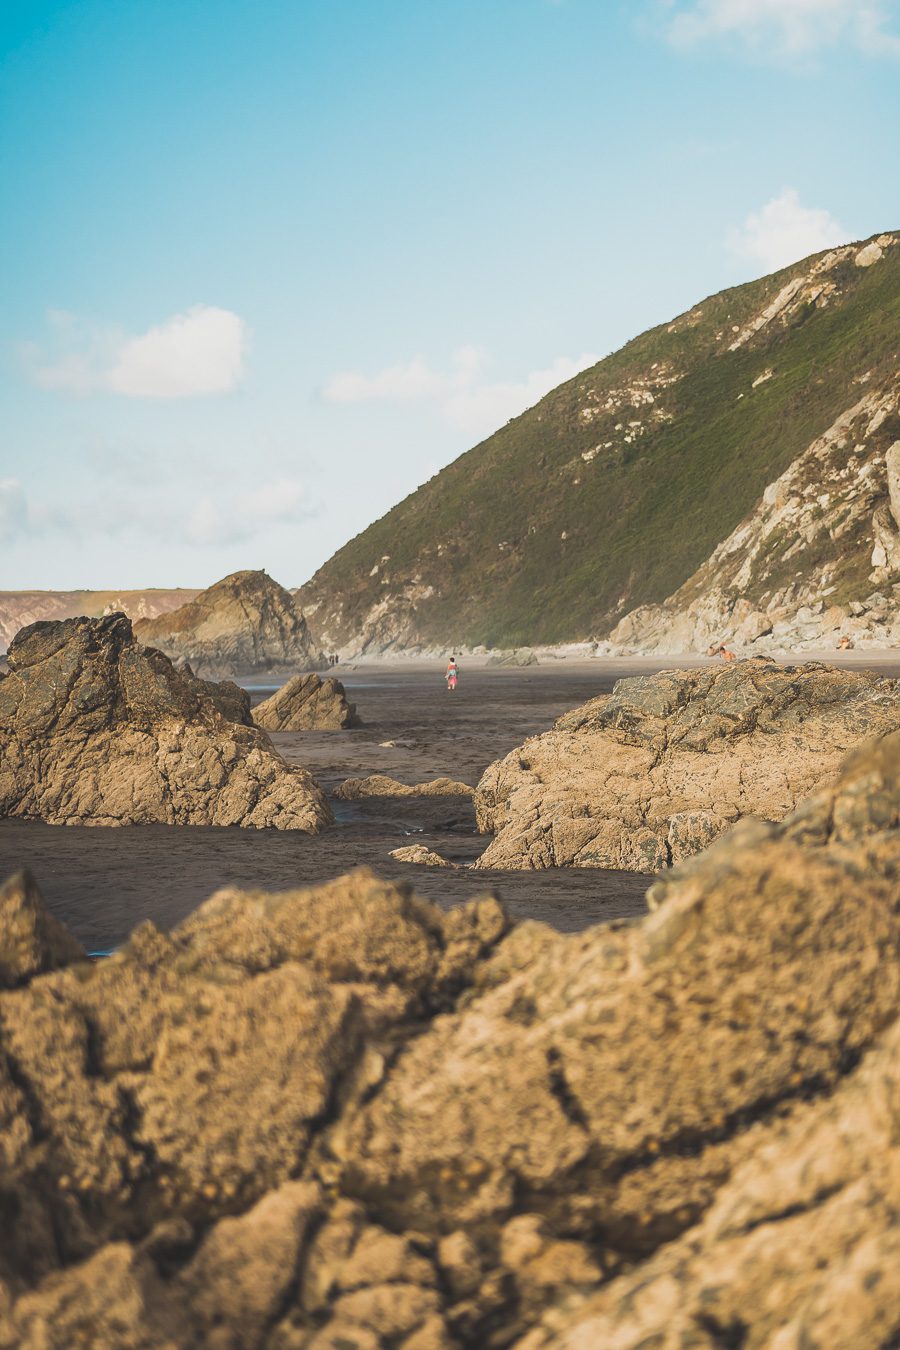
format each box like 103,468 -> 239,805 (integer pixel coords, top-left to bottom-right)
2,653 -> 897,951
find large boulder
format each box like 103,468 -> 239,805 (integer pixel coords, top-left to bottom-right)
0,614 -> 331,830
473,657 -> 900,871
134,569 -> 322,678
1,731 -> 898,1346
253,672 -> 360,731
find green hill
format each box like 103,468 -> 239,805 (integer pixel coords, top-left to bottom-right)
297,233 -> 900,652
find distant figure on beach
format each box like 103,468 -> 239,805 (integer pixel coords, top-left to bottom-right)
446,655 -> 458,691
710,643 -> 736,662
837,635 -> 854,650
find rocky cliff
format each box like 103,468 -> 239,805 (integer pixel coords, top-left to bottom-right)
611,383 -> 900,653
136,569 -> 322,678
296,232 -> 899,654
0,728 -> 897,1345
0,588 -> 199,655
473,657 -> 900,871
0,614 -> 330,830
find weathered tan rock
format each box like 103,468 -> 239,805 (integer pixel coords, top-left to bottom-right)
1,732 -> 898,1346
389,845 -> 459,868
0,614 -> 330,830
254,673 -> 360,731
336,733 -> 900,1255
135,568 -> 322,678
336,774 -> 474,800
474,658 -> 900,871
518,1014 -> 900,1350
0,870 -> 86,989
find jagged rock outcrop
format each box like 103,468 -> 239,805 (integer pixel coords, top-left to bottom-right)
253,673 -> 360,731
297,233 -> 899,655
0,731 -> 898,1345
473,658 -> 900,871
335,774 -> 474,800
135,569 -> 322,678
0,614 -> 330,830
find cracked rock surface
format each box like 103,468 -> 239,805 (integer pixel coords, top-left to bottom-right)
254,673 -> 360,731
0,730 -> 898,1345
473,657 -> 900,872
135,568 -> 322,679
0,613 -> 331,830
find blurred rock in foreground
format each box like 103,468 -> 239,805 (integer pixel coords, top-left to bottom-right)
0,729 -> 897,1345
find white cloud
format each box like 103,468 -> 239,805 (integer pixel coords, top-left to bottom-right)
186,479 -> 312,547
0,479 -> 29,541
727,189 -> 847,272
660,0 -> 900,57
31,305 -> 248,399
322,346 -> 599,440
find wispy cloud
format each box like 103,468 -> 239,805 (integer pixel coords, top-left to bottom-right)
657,0 -> 900,58
0,479 -> 29,541
185,479 -> 314,546
28,305 -> 249,399
727,189 -> 847,272
322,346 -> 599,439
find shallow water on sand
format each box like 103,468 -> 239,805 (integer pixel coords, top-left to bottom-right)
3,657 -> 897,950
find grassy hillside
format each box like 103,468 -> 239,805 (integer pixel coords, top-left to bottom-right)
298,234 -> 900,649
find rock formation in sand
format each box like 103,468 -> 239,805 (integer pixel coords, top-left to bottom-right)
0,614 -> 330,831
335,773 -> 474,800
388,844 -> 459,868
134,569 -> 322,678
474,657 -> 900,872
0,728 -> 898,1346
488,647 -> 539,667
253,672 -> 360,731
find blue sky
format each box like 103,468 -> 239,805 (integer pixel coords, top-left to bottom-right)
2,0 -> 899,589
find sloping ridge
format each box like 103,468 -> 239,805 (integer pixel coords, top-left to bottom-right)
297,231 -> 900,652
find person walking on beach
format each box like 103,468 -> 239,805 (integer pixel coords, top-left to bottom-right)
446,655 -> 458,691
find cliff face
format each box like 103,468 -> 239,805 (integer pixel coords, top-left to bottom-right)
135,569 -> 322,678
0,589 -> 199,655
611,383 -> 900,653
295,232 -> 899,654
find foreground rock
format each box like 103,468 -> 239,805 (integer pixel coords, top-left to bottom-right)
135,569 -> 322,678
253,672 -> 360,730
474,657 -> 900,871
0,730 -> 898,1345
0,870 -> 85,989
0,614 -> 330,830
336,773 -> 474,800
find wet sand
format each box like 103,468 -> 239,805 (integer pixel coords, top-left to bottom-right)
2,655 -> 897,950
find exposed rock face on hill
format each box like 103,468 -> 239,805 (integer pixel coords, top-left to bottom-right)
0,588 -> 199,655
473,658 -> 900,871
297,232 -> 899,653
612,382 -> 900,654
253,672 -> 360,731
0,731 -> 897,1346
135,569 -> 322,678
0,614 -> 330,830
